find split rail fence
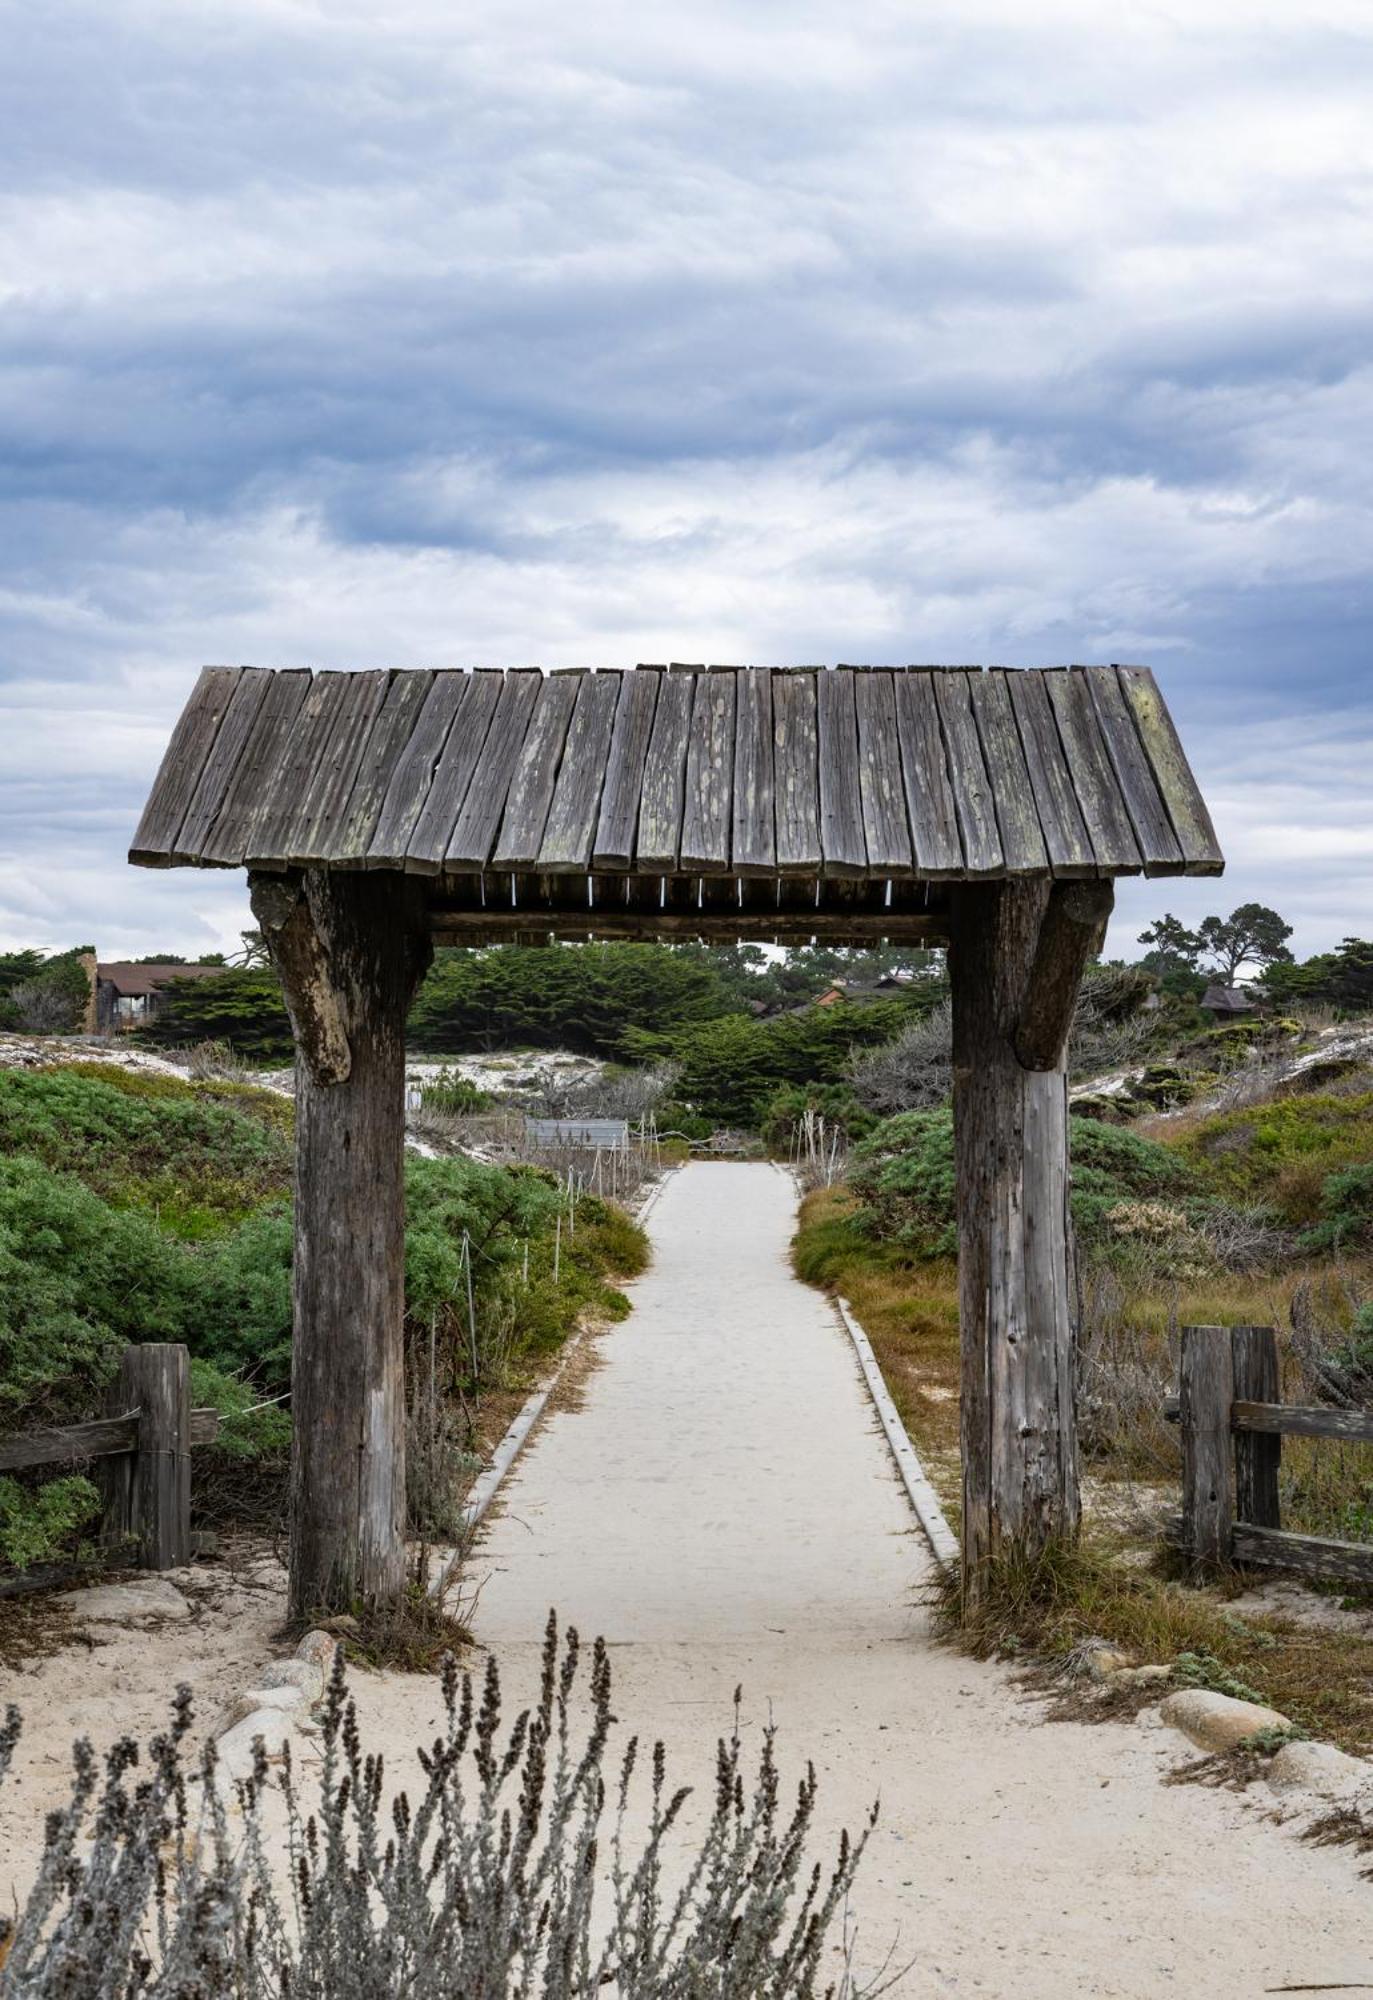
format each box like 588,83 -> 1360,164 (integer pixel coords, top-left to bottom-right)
0,1343 -> 221,1582
1170,1323 -> 1373,1585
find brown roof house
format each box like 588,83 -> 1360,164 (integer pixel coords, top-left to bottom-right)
95,961 -> 223,1033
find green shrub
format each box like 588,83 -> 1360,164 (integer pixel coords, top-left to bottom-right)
1175,1090 -> 1373,1225
1299,1163 -> 1373,1252
0,1474 -> 100,1571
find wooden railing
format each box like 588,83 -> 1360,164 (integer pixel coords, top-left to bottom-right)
1169,1324 -> 1373,1585
0,1344 -> 221,1576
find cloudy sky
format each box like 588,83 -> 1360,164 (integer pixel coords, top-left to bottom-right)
1,0 -> 1369,963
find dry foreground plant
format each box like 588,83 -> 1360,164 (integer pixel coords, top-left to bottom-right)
0,1615 -> 878,2000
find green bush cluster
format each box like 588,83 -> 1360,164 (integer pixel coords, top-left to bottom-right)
848,1108 -> 1194,1258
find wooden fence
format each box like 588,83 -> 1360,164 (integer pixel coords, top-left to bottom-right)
0,1344 -> 220,1576
1170,1324 -> 1373,1585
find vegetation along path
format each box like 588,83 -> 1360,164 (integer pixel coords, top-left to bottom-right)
354,1164 -> 1366,1996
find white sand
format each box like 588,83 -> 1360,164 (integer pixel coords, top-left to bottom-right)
358,1163 -> 1368,1998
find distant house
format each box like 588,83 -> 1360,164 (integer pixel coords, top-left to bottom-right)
1200,983 -> 1256,1021
95,961 -> 224,1033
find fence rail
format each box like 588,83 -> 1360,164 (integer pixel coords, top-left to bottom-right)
0,1344 -> 221,1575
1170,1323 -> 1373,1586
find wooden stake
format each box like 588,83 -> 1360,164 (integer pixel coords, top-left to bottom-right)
1180,1325 -> 1234,1569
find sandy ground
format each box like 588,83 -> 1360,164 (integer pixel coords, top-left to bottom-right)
1,1161 -> 1366,1992
355,1163 -> 1368,1999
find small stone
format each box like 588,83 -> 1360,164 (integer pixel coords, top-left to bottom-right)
53,1578 -> 191,1626
1112,1665 -> 1174,1689
214,1709 -> 295,1781
210,1686 -> 305,1741
1084,1646 -> 1133,1681
295,1629 -> 338,1673
258,1658 -> 323,1699
1159,1690 -> 1291,1755
1267,1741 -> 1370,1804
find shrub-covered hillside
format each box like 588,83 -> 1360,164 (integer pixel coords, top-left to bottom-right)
0,1064 -> 645,1574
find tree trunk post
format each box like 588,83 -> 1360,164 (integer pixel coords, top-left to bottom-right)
949,881 -> 1108,1598
1180,1325 -> 1235,1569
251,868 -> 431,1618
1231,1324 -> 1281,1531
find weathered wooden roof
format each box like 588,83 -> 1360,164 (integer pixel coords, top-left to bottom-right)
131,666 -> 1221,899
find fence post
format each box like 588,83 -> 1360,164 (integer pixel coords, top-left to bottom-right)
1179,1325 -> 1233,1569
100,1344 -> 191,1569
1231,1324 -> 1281,1531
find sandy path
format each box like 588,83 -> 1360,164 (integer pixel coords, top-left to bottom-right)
355,1162 -> 1367,1998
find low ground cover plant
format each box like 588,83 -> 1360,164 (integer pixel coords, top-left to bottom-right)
0,1617 -> 875,1998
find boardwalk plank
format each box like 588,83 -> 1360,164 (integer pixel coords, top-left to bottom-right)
933,671 -> 1004,876
537,671 -> 623,873
593,669 -> 660,870
1045,669 -> 1142,873
494,673 -> 581,870
817,668 -> 867,877
1116,665 -> 1223,874
446,670 -> 543,870
893,671 -> 964,878
1005,670 -> 1095,877
367,673 -> 469,867
201,670 -> 312,866
773,669 -> 821,874
854,670 -> 913,876
969,671 -> 1049,875
1087,668 -> 1184,872
637,671 -> 695,872
167,670 -> 268,865
732,667 -> 775,876
407,672 -> 503,872
130,666 -> 245,864
681,670 -> 737,873
329,670 -> 435,862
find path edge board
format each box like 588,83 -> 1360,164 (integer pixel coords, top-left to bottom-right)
834,1292 -> 961,1568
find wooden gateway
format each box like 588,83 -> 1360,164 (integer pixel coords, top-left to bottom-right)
132,664 -> 1221,1615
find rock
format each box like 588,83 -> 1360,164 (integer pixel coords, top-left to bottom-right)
1083,1646 -> 1133,1681
214,1708 -> 296,1781
1267,1741 -> 1371,1804
296,1629 -> 339,1674
1112,1664 -> 1174,1689
210,1685 -> 306,1741
54,1577 -> 191,1626
258,1658 -> 324,1699
1159,1690 -> 1291,1755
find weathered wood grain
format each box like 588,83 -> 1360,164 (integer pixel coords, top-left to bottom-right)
1005,669 -> 1095,877
537,671 -> 622,872
594,669 -> 660,870
1230,1523 -> 1373,1585
329,670 -> 435,862
245,673 -> 354,867
969,671 -> 1049,875
854,670 -> 913,876
637,670 -> 695,872
282,670 -> 393,866
1232,1400 -> 1373,1444
816,668 -> 867,877
0,1412 -> 139,1472
100,1345 -> 190,1570
407,671 -> 503,872
773,669 -> 821,874
893,672 -> 964,877
1231,1327 -> 1281,1532
1013,880 -> 1114,1070
680,669 -> 736,873
200,670 -> 312,866
1044,669 -> 1142,873
732,667 -> 776,875
129,667 -> 244,864
168,669 -> 272,865
494,672 -> 581,870
1116,664 -> 1223,874
1086,666 -> 1184,872
1179,1325 -> 1233,1569
445,669 -> 543,870
934,672 -> 1003,876
367,672 -> 469,867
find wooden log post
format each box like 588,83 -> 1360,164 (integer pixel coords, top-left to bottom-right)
1231,1324 -> 1281,1531
251,868 -> 432,1617
100,1343 -> 191,1569
1179,1325 -> 1234,1569
949,879 -> 1111,1592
